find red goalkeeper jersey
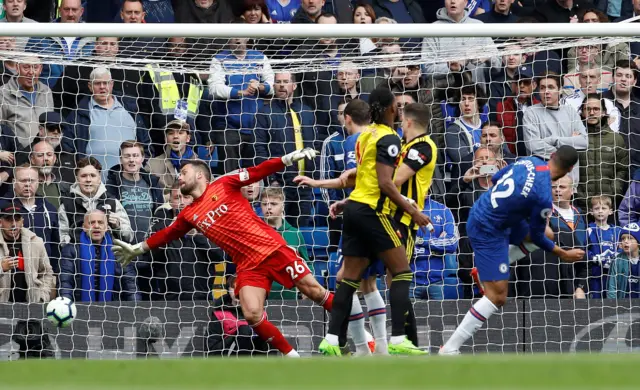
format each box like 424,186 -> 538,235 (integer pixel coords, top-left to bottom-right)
146,158 -> 288,271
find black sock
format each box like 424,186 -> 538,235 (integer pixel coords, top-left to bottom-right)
390,272 -> 413,337
405,305 -> 418,347
328,278 -> 359,345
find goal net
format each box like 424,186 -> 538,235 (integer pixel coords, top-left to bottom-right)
0,23 -> 639,358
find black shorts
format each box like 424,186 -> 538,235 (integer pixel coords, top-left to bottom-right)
342,200 -> 408,258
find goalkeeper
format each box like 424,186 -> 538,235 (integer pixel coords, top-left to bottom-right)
112,149 -> 334,358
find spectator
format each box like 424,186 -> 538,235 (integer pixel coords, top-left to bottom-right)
564,44 -> 613,89
603,60 -> 640,174
522,73 -> 587,183
458,146 -> 505,204
517,20 -> 563,77
333,61 -> 367,117
266,0 -> 301,23
479,121 -> 516,165
148,183 -> 224,301
488,46 -> 527,115
106,140 -> 164,245
511,174 -> 588,299
353,2 -> 376,54
25,0 -> 94,89
60,209 -> 139,302
58,157 -> 133,246
0,123 -> 20,194
291,0 -> 325,23
0,201 -> 54,303
260,187 -> 312,299
0,0 -> 37,51
237,0 -> 271,23
0,58 -> 54,150
587,195 -> 619,298
495,65 -> 540,157
475,0 -> 519,23
241,179 -> 264,217
607,223 -> 640,298
54,37 -> 139,116
421,0 -> 500,83
63,67 -> 150,178
119,0 -> 166,59
10,164 -> 59,272
576,94 -> 628,209
112,0 -> 175,23
360,42 -> 402,94
368,0 -> 426,24
147,120 -> 218,190
208,34 -> 274,172
0,0 -> 35,23
319,99 -> 349,206
22,0 -> 55,23
566,9 -> 629,75
613,0 -> 639,22
444,84 -> 488,183
412,195 -> 459,300
620,170 -> 640,227
29,141 -> 68,208
381,64 -> 432,107
174,0 -> 235,23
0,37 -> 17,85
533,0 -> 592,23
562,65 -> 619,132
255,72 -> 315,227
138,39 -> 206,156
33,112 -> 75,186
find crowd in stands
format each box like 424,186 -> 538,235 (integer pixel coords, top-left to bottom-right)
0,0 -> 640,304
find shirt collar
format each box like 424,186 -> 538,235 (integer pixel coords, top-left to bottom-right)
90,96 -> 121,110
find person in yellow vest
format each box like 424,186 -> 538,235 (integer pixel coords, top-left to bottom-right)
255,72 -> 316,227
138,36 -> 206,157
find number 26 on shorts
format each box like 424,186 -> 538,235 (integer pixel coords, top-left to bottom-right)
286,261 -> 308,280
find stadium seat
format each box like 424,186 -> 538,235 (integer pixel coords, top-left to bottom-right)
327,252 -> 340,290
300,226 -> 330,259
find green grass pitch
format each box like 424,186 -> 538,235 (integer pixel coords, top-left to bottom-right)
2,354 -> 639,390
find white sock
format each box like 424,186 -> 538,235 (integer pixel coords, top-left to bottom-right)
442,296 -> 499,352
364,291 -> 388,353
286,349 -> 300,357
509,242 -> 540,264
348,294 -> 370,354
325,333 -> 339,346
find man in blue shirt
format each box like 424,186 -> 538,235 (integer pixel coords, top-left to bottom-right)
412,196 -> 459,300
267,0 -> 301,23
208,36 -> 274,172
440,146 -> 585,355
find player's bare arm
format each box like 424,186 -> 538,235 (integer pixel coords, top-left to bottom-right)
376,162 -> 431,228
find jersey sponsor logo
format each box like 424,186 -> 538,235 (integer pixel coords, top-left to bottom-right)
195,204 -> 229,229
407,149 -> 424,165
238,169 -> 250,182
388,144 -> 399,158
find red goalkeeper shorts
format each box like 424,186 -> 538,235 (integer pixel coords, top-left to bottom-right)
235,246 -> 311,295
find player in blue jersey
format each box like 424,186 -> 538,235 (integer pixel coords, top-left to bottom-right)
440,146 -> 586,355
296,99 -> 390,355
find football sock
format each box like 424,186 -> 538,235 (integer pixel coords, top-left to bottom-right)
326,278 -> 359,346
348,294 -> 369,354
363,291 -> 388,353
286,350 -> 300,357
405,304 -> 419,347
389,271 -> 413,338
442,296 -> 498,352
250,312 -> 294,355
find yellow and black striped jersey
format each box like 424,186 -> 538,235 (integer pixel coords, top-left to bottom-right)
348,123 -> 401,209
382,134 -> 437,230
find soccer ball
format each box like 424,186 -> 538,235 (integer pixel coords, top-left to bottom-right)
46,297 -> 77,328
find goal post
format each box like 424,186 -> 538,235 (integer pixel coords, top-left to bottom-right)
0,22 -> 638,359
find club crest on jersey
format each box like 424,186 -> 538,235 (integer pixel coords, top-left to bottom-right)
212,194 -> 218,201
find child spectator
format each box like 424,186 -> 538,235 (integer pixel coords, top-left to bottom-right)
607,224 -> 640,299
587,195 -> 620,298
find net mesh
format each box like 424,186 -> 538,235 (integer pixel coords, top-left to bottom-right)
0,32 -> 639,358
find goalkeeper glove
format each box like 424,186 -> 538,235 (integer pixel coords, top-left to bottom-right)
281,148 -> 318,166
112,239 -> 146,267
